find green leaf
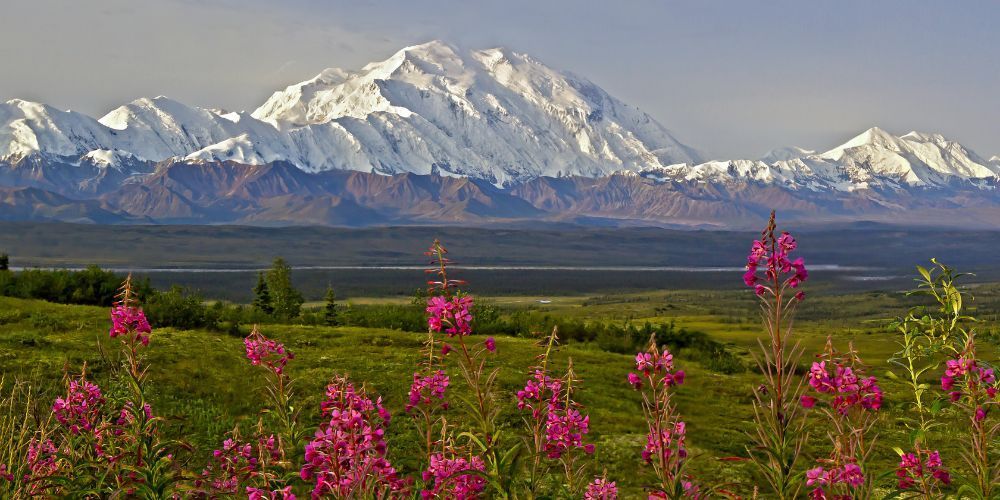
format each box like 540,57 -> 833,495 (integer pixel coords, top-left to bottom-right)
916,265 -> 931,283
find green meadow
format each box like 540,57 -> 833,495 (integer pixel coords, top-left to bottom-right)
2,281 -> 997,497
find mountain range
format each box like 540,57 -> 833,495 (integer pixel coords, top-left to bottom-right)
2,40 -> 999,228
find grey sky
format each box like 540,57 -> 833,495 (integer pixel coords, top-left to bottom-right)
1,0 -> 997,159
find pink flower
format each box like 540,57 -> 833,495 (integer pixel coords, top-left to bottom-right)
200,438 -> 258,494
839,463 -> 864,487
244,329 -> 294,375
627,372 -> 643,389
941,376 -> 955,391
744,230 -> 807,297
23,439 -> 59,494
52,377 -> 105,435
109,305 -> 151,346
806,466 -> 828,486
974,406 -> 986,421
584,476 -> 618,499
301,377 -> 403,497
544,406 -> 592,459
800,395 -> 817,408
897,449 -> 949,489
441,343 -> 453,356
517,370 -> 561,419
406,370 -> 450,412
421,454 -> 486,499
0,463 -> 13,482
642,419 -> 687,464
426,295 -> 474,336
246,486 -> 296,500
484,337 -> 496,352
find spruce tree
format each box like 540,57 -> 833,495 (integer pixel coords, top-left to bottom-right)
265,257 -> 304,320
323,284 -> 339,326
252,271 -> 273,315
0,252 -> 8,271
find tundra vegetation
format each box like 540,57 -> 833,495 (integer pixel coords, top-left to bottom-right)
0,213 -> 997,498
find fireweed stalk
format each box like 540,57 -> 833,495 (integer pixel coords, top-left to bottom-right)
940,335 -> 999,498
743,211 -> 809,499
516,326 -> 562,494
888,260 -> 973,445
627,337 -> 699,498
300,376 -> 405,498
423,240 -> 513,497
799,339 -> 883,499
244,324 -> 301,456
406,241 -> 457,466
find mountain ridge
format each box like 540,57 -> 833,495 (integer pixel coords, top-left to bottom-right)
1,41 -> 999,228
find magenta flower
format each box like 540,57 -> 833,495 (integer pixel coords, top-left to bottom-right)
52,377 -> 105,435
484,336 -> 496,352
420,453 -> 487,499
897,449 -> 950,490
544,405 -> 593,459
804,360 -> 882,414
244,328 -> 294,375
246,486 -> 296,500
109,304 -> 152,346
23,439 -> 59,495
199,438 -> 258,494
516,369 -> 561,419
626,372 -> 643,389
642,420 -> 688,464
301,377 -> 403,498
0,464 -> 13,482
426,295 -> 474,336
744,230 -> 808,299
584,476 -> 618,499
406,370 -> 450,412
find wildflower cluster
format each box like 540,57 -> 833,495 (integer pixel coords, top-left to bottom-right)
941,352 -> 997,409
895,449 -> 950,494
805,464 -> 864,498
743,226 -> 808,300
803,359 -> 883,414
245,328 -> 295,375
52,376 -> 105,435
628,339 -> 699,497
584,475 -> 619,499
199,438 -> 259,494
109,303 -> 152,346
406,370 -> 450,413
517,369 -> 561,419
426,295 -> 474,337
420,453 -> 487,499
300,376 -> 404,498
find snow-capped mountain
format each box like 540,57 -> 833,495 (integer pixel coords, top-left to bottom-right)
1,41 -> 702,186
2,40 -> 1000,227
760,146 -> 815,163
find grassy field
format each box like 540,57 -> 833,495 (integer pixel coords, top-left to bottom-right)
2,281 -> 998,497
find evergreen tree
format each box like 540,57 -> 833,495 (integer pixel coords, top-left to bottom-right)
323,284 -> 339,326
0,252 -> 8,271
265,257 -> 303,320
252,271 -> 274,315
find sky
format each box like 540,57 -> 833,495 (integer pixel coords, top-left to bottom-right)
1,0 -> 998,160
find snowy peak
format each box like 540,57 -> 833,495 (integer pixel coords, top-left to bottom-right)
245,40 -> 700,184
0,99 -> 114,158
815,126 -> 999,186
760,146 -> 815,163
1,42 -> 998,195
